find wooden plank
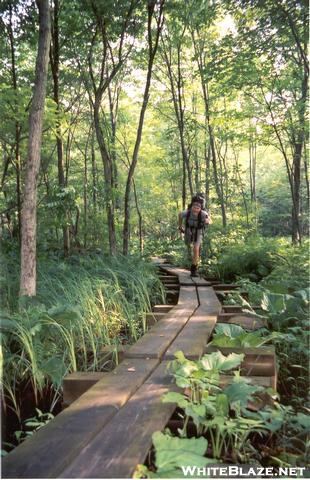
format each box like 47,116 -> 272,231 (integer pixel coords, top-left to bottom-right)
216,290 -> 248,298
63,372 -> 106,406
152,305 -> 173,313
125,287 -> 198,359
190,277 -> 212,286
219,375 -> 273,388
145,312 -> 166,327
164,288 -> 221,360
204,346 -> 276,376
222,305 -> 261,312
59,362 -> 180,479
213,284 -> 240,291
217,315 -> 267,330
2,358 -> 159,479
159,265 -> 194,285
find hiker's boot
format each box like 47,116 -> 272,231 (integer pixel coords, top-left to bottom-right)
190,264 -> 198,277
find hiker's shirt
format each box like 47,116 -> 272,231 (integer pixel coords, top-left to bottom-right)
181,209 -> 208,245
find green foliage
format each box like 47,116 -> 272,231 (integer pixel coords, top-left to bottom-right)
1,253 -> 164,426
208,234 -> 284,281
208,323 -> 282,348
146,351 -> 310,470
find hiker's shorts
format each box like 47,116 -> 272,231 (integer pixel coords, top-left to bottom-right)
184,230 -> 203,247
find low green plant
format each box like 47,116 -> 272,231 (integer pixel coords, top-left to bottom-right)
143,351 -> 310,472
208,323 -> 282,348
134,431 -> 214,478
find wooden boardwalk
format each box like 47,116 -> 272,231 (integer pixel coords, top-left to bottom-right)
2,262 -> 276,479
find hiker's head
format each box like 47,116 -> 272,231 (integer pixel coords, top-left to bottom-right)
190,195 -> 204,211
191,201 -> 202,214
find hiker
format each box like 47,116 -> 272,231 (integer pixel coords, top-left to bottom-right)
178,194 -> 211,277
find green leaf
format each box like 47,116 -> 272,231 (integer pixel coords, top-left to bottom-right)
152,431 -> 211,470
162,392 -> 188,409
223,379 -> 264,408
200,351 -> 244,372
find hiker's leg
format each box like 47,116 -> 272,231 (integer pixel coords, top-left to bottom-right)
193,244 -> 200,266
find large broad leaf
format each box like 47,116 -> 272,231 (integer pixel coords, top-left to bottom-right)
185,403 -> 207,428
292,413 -> 310,429
293,288 -> 310,304
162,392 -> 188,409
153,431 -> 211,470
261,292 -> 286,313
214,323 -> 245,337
223,379 -> 264,408
200,351 -> 244,372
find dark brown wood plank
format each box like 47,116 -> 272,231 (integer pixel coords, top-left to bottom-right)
217,315 -> 267,330
152,305 -> 173,313
190,277 -> 212,286
222,305 -> 261,312
164,288 -> 221,360
145,312 -> 167,327
2,358 -> 159,479
213,284 -> 240,291
63,372 -> 106,406
59,362 -> 180,479
159,265 -> 194,285
125,287 -> 198,359
219,375 -> 273,388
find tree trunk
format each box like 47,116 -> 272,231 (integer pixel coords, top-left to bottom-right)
20,0 -> 51,297
50,0 -> 70,256
8,4 -> 22,243
123,0 -> 165,255
93,97 -> 116,255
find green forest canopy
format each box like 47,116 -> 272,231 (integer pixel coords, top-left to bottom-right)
0,0 -> 308,259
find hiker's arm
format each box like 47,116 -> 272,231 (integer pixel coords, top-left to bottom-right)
205,213 -> 212,225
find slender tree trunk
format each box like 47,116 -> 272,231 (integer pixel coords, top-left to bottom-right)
192,32 -> 226,226
20,0 -> 51,297
123,0 -> 165,255
91,130 -> 97,211
161,40 -> 193,197
182,148 -> 186,209
132,178 -> 143,252
8,4 -> 22,243
93,97 -> 116,255
50,0 -> 70,256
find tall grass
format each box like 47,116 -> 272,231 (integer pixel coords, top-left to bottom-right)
1,252 -> 165,421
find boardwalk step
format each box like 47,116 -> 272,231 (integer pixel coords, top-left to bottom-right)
58,362 -> 180,479
2,358 -> 159,479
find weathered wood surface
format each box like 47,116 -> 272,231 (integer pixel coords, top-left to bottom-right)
217,314 -> 267,330
222,305 -> 261,312
125,286 -> 198,359
219,375 -> 274,388
2,358 -> 159,479
190,276 -> 212,286
164,287 -> 221,360
145,312 -> 167,327
160,265 -> 194,285
213,284 -> 240,291
152,304 -> 173,313
59,362 -> 180,479
63,372 -> 106,406
163,283 -> 180,289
